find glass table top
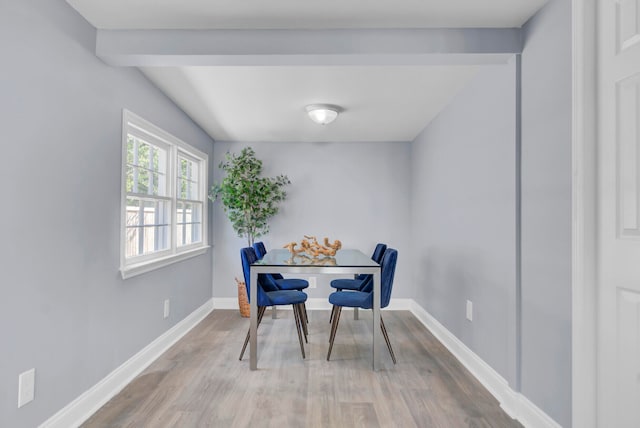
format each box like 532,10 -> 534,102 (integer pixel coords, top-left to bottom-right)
255,248 -> 379,267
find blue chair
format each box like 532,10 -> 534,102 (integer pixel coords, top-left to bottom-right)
330,243 -> 386,292
254,241 -> 309,325
327,248 -> 398,364
238,247 -> 308,360
253,241 -> 309,291
329,243 -> 387,323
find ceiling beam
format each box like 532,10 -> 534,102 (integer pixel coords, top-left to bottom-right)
96,28 -> 522,67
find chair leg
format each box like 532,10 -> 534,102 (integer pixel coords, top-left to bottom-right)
302,302 -> 308,325
329,306 -> 336,341
327,305 -> 342,361
239,306 -> 266,361
297,303 -> 308,343
380,315 -> 397,364
329,290 -> 342,324
292,304 -> 306,359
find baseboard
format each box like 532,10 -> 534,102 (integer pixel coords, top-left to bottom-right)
385,298 -> 413,310
212,297 -> 240,310
212,297 -> 413,311
409,300 -> 562,428
40,299 -> 214,428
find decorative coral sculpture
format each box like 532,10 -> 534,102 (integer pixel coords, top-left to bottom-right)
284,235 -> 342,257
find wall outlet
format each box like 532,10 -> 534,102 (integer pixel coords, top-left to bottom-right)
466,300 -> 473,321
308,276 -> 317,289
18,368 -> 35,408
163,299 -> 170,319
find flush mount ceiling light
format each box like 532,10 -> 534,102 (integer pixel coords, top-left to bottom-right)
306,104 -> 341,125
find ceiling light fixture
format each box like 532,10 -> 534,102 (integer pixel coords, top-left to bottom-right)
306,104 -> 341,125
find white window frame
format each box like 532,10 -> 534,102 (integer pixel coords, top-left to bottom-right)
120,110 -> 209,279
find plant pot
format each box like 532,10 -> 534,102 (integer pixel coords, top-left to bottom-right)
235,277 -> 250,318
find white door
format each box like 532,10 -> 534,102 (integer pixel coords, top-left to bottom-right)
598,1 -> 640,426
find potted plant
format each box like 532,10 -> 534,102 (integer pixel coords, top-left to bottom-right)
210,146 -> 290,246
210,147 -> 290,316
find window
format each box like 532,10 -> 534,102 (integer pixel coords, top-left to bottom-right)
120,110 -> 208,278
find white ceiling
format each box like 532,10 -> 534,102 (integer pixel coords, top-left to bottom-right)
141,66 -> 480,143
67,0 -> 546,143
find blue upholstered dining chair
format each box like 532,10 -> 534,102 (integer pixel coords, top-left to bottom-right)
330,243 -> 387,292
253,241 -> 309,292
326,248 -> 398,364
328,243 -> 387,323
253,241 -> 310,326
238,247 -> 308,360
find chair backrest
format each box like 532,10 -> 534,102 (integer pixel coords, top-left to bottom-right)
253,242 -> 267,259
372,243 -> 387,264
379,248 -> 398,308
356,243 -> 387,283
359,248 -> 397,309
251,241 -> 284,283
240,247 -> 276,307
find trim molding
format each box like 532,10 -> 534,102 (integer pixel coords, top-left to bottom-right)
571,0 -> 598,426
408,300 -> 561,428
212,297 -> 414,311
212,297 -> 239,310
39,299 -> 214,428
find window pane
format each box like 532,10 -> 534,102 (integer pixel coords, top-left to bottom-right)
125,197 -> 170,257
178,155 -> 199,200
176,201 -> 202,247
127,136 -> 135,165
126,165 -> 134,193
126,135 -> 168,196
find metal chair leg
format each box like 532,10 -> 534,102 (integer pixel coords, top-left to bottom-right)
302,302 -> 308,325
292,303 -> 306,359
380,315 -> 396,364
239,306 -> 266,360
329,290 -> 342,323
329,305 -> 336,341
327,306 -> 342,360
296,303 -> 308,343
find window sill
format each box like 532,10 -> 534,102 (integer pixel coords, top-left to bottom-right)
120,245 -> 210,279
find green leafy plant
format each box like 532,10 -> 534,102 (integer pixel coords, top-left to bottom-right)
210,147 -> 290,246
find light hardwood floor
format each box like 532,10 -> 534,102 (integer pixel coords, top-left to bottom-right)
82,310 -> 521,428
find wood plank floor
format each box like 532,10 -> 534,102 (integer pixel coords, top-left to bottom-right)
82,310 -> 521,428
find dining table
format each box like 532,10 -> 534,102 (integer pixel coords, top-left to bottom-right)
249,248 -> 382,370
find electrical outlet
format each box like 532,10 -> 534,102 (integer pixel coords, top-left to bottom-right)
466,300 -> 473,321
163,299 -> 170,319
18,368 -> 35,408
308,277 -> 317,289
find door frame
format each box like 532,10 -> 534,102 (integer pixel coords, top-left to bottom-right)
571,0 -> 597,426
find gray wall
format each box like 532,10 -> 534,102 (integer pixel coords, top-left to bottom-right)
410,62 -> 518,384
410,0 -> 573,425
0,1 -> 214,427
521,0 -> 572,426
212,141 -> 411,300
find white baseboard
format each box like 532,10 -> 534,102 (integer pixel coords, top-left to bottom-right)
40,299 -> 214,428
212,297 -> 240,310
408,300 -> 562,428
212,297 -> 413,311
385,298 -> 413,310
